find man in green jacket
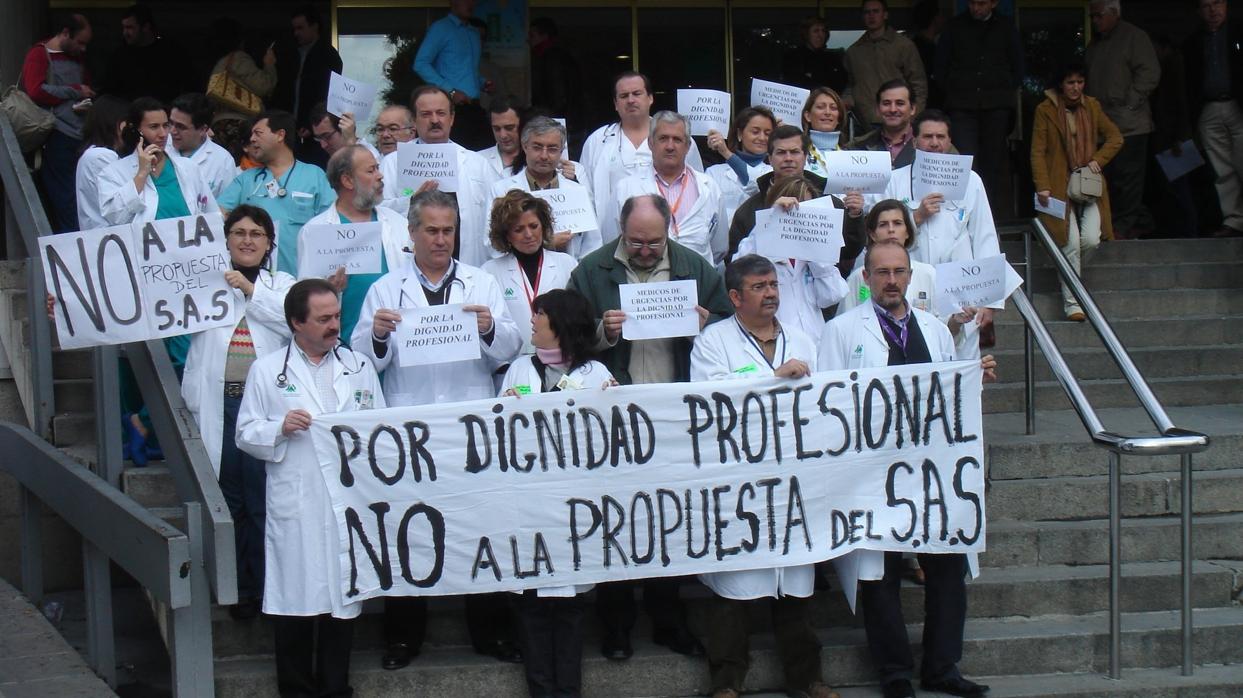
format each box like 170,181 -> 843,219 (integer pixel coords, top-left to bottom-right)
566,193 -> 732,661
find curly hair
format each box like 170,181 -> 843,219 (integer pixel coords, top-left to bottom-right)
488,189 -> 554,253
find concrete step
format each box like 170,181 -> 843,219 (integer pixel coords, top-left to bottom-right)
992,314 -> 1243,352
121,466 -> 179,508
53,350 -> 94,380
981,375 -> 1243,413
987,467 -> 1243,522
1024,288 -> 1243,320
1028,261 -> 1243,293
992,345 -> 1243,384
988,433 -> 1239,481
51,411 -> 95,448
211,607 -> 1243,697
52,377 -> 93,413
1007,236 -> 1243,267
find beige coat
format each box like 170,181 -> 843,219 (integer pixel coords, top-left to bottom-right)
844,27 -> 927,124
1085,20 -> 1160,136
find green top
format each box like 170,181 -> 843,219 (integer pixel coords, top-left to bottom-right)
153,160 -> 191,220
338,210 -> 387,346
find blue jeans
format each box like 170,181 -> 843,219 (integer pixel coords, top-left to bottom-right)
40,130 -> 81,233
220,393 -> 267,601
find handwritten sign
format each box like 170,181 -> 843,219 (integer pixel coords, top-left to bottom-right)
395,142 -> 459,194
42,214 -> 237,349
822,150 -> 891,194
676,89 -> 731,137
327,72 -> 379,123
753,204 -> 845,264
750,78 -> 810,128
393,304 -> 480,367
619,279 -> 699,341
531,187 -> 597,234
297,221 -> 385,278
912,151 -> 973,201
933,254 -> 1011,315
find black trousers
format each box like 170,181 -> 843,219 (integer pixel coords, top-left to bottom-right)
594,576 -> 689,637
512,591 -> 585,698
706,594 -> 822,694
948,108 -> 1013,213
220,394 -> 266,602
860,552 -> 968,685
1105,133 -> 1155,235
271,614 -> 354,698
384,592 -> 515,651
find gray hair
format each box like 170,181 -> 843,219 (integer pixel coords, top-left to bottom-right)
649,110 -> 691,143
377,104 -> 414,126
1090,0 -> 1120,14
619,194 -> 671,234
520,115 -> 566,147
325,145 -> 369,193
407,189 -> 459,229
725,255 -> 777,293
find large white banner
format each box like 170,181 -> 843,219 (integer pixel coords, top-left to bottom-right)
42,214 -> 238,349
309,361 -> 986,602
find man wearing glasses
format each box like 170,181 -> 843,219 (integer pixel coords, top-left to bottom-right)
372,105 -> 417,158
169,92 -> 238,197
567,193 -> 732,662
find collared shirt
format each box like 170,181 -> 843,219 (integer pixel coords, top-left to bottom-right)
526,170 -> 559,191
413,13 -> 482,97
741,318 -> 782,365
653,167 -> 699,235
295,341 -> 338,409
217,161 -> 336,275
882,127 -> 914,165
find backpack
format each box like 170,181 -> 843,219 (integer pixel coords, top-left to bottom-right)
0,85 -> 55,154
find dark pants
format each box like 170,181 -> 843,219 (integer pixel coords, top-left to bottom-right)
40,130 -> 81,233
220,393 -> 267,601
706,594 -> 822,694
512,591 -> 585,698
948,108 -> 1013,212
595,577 -> 689,639
860,552 -> 968,686
1105,134 -> 1155,236
383,592 -> 515,651
271,614 -> 354,698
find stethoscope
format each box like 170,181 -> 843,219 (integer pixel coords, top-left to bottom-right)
398,262 -> 466,308
735,316 -> 787,370
250,161 -> 298,199
274,341 -> 368,389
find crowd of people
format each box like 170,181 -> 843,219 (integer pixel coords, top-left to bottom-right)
21,1 -> 1242,697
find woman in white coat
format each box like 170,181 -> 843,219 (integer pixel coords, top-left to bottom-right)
235,278 -> 385,696
482,190 -> 578,356
182,205 -> 295,618
75,95 -> 128,231
704,107 -> 776,246
498,288 -> 614,698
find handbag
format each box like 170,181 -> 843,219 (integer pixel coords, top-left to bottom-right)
207,53 -> 263,118
1066,166 -> 1103,204
0,85 -> 55,153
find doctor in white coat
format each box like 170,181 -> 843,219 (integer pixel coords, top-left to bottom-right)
235,278 -> 385,696
689,254 -> 840,698
378,86 -> 499,267
489,116 -> 602,260
607,112 -> 722,263
98,98 -> 219,226
481,190 -> 578,355
181,205 -> 295,618
818,240 -> 995,698
581,71 -> 703,228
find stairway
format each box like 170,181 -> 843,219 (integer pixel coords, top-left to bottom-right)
4,234 -> 1243,697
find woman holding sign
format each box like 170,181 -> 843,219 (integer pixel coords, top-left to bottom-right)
800,87 -> 849,179
1031,62 -> 1123,320
706,106 -> 776,250
182,204 -> 295,619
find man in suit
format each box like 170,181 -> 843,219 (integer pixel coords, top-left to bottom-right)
274,4 -> 343,166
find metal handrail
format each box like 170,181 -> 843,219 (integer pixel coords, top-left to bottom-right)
1012,218 -> 1211,679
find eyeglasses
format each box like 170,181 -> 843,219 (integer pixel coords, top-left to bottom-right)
869,267 -> 911,279
526,144 -> 563,155
373,125 -> 415,136
746,281 -> 780,292
228,229 -> 269,241
312,131 -> 337,144
624,239 -> 666,252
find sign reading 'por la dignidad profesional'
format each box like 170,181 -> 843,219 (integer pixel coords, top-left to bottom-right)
309,360 -> 987,600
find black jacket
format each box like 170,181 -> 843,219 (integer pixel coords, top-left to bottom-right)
935,11 -> 1024,111
1183,21 -> 1243,120
273,39 -> 343,128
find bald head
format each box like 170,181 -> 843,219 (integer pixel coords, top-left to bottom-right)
619,195 -> 671,271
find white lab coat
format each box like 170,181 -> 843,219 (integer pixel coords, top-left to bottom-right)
183,138 -> 240,198
817,302 -> 977,609
480,251 -> 577,354
378,140 -> 499,267
182,269 -> 295,475
301,204 -> 412,277
689,317 -> 818,600
488,171 -> 603,259
735,234 -> 848,339
98,152 -> 220,226
707,160 -> 771,252
351,260 -> 522,406
477,144 -> 508,177
235,343 -> 385,618
580,121 -> 704,229
607,169 -> 723,263
837,260 -> 938,316
76,146 -> 119,230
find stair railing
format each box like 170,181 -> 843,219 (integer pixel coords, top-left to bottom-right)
1011,218 -> 1211,679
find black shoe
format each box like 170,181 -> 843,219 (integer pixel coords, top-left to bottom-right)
600,629 -> 633,661
881,679 -> 915,698
227,598 -> 260,621
651,625 -> 705,657
475,639 -> 523,664
920,676 -> 989,697
381,642 -> 413,670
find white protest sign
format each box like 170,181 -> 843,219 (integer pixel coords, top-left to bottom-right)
912,150 -> 973,201
750,78 -> 810,128
298,222 -> 385,278
822,150 -> 892,194
134,213 -> 236,339
309,360 -> 986,600
934,254 -> 1013,315
530,187 -> 597,234
42,225 -> 150,349
754,204 -> 845,265
395,142 -> 460,194
327,72 -> 379,123
393,304 -> 480,367
676,89 -> 731,137
1033,193 -> 1067,219
619,279 -> 699,341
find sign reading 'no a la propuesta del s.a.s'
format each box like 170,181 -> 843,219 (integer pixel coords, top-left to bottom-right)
394,142 -> 459,194
676,89 -> 731,137
297,221 -> 385,279
41,214 -> 238,349
530,187 -> 597,235
326,71 -> 379,123
749,79 -> 810,129
933,254 -> 1024,316
308,360 -> 987,600
821,151 -> 892,195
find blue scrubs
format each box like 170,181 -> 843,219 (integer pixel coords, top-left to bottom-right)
218,161 -> 336,275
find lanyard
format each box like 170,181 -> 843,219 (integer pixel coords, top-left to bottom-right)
735,317 -> 785,370
518,252 -> 543,311
877,310 -> 910,353
654,171 -> 689,237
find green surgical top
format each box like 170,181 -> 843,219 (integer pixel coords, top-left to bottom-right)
153,161 -> 191,220
338,210 -> 386,346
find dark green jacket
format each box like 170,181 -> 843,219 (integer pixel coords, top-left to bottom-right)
567,239 -> 733,385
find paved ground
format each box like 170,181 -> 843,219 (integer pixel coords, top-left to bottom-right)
0,577 -> 115,697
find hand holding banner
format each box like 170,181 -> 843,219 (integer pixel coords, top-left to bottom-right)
393,304 -> 481,367
395,142 -> 460,194
327,72 -> 379,122
912,151 -> 973,201
676,89 -> 731,137
297,221 -> 385,278
620,280 -> 700,340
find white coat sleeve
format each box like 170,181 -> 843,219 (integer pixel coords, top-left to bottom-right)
687,141 -> 705,172
235,361 -> 291,463
688,328 -> 734,381
806,261 -> 849,308
180,331 -> 208,416
967,176 -> 1000,260
351,281 -> 394,372
480,275 -> 522,366
98,160 -> 147,225
836,271 -> 864,317
379,155 -> 410,215
817,317 -> 848,371
246,272 -> 295,339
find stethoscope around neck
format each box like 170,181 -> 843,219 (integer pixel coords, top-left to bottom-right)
399,262 -> 466,308
274,341 -> 367,389
250,161 -> 298,198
